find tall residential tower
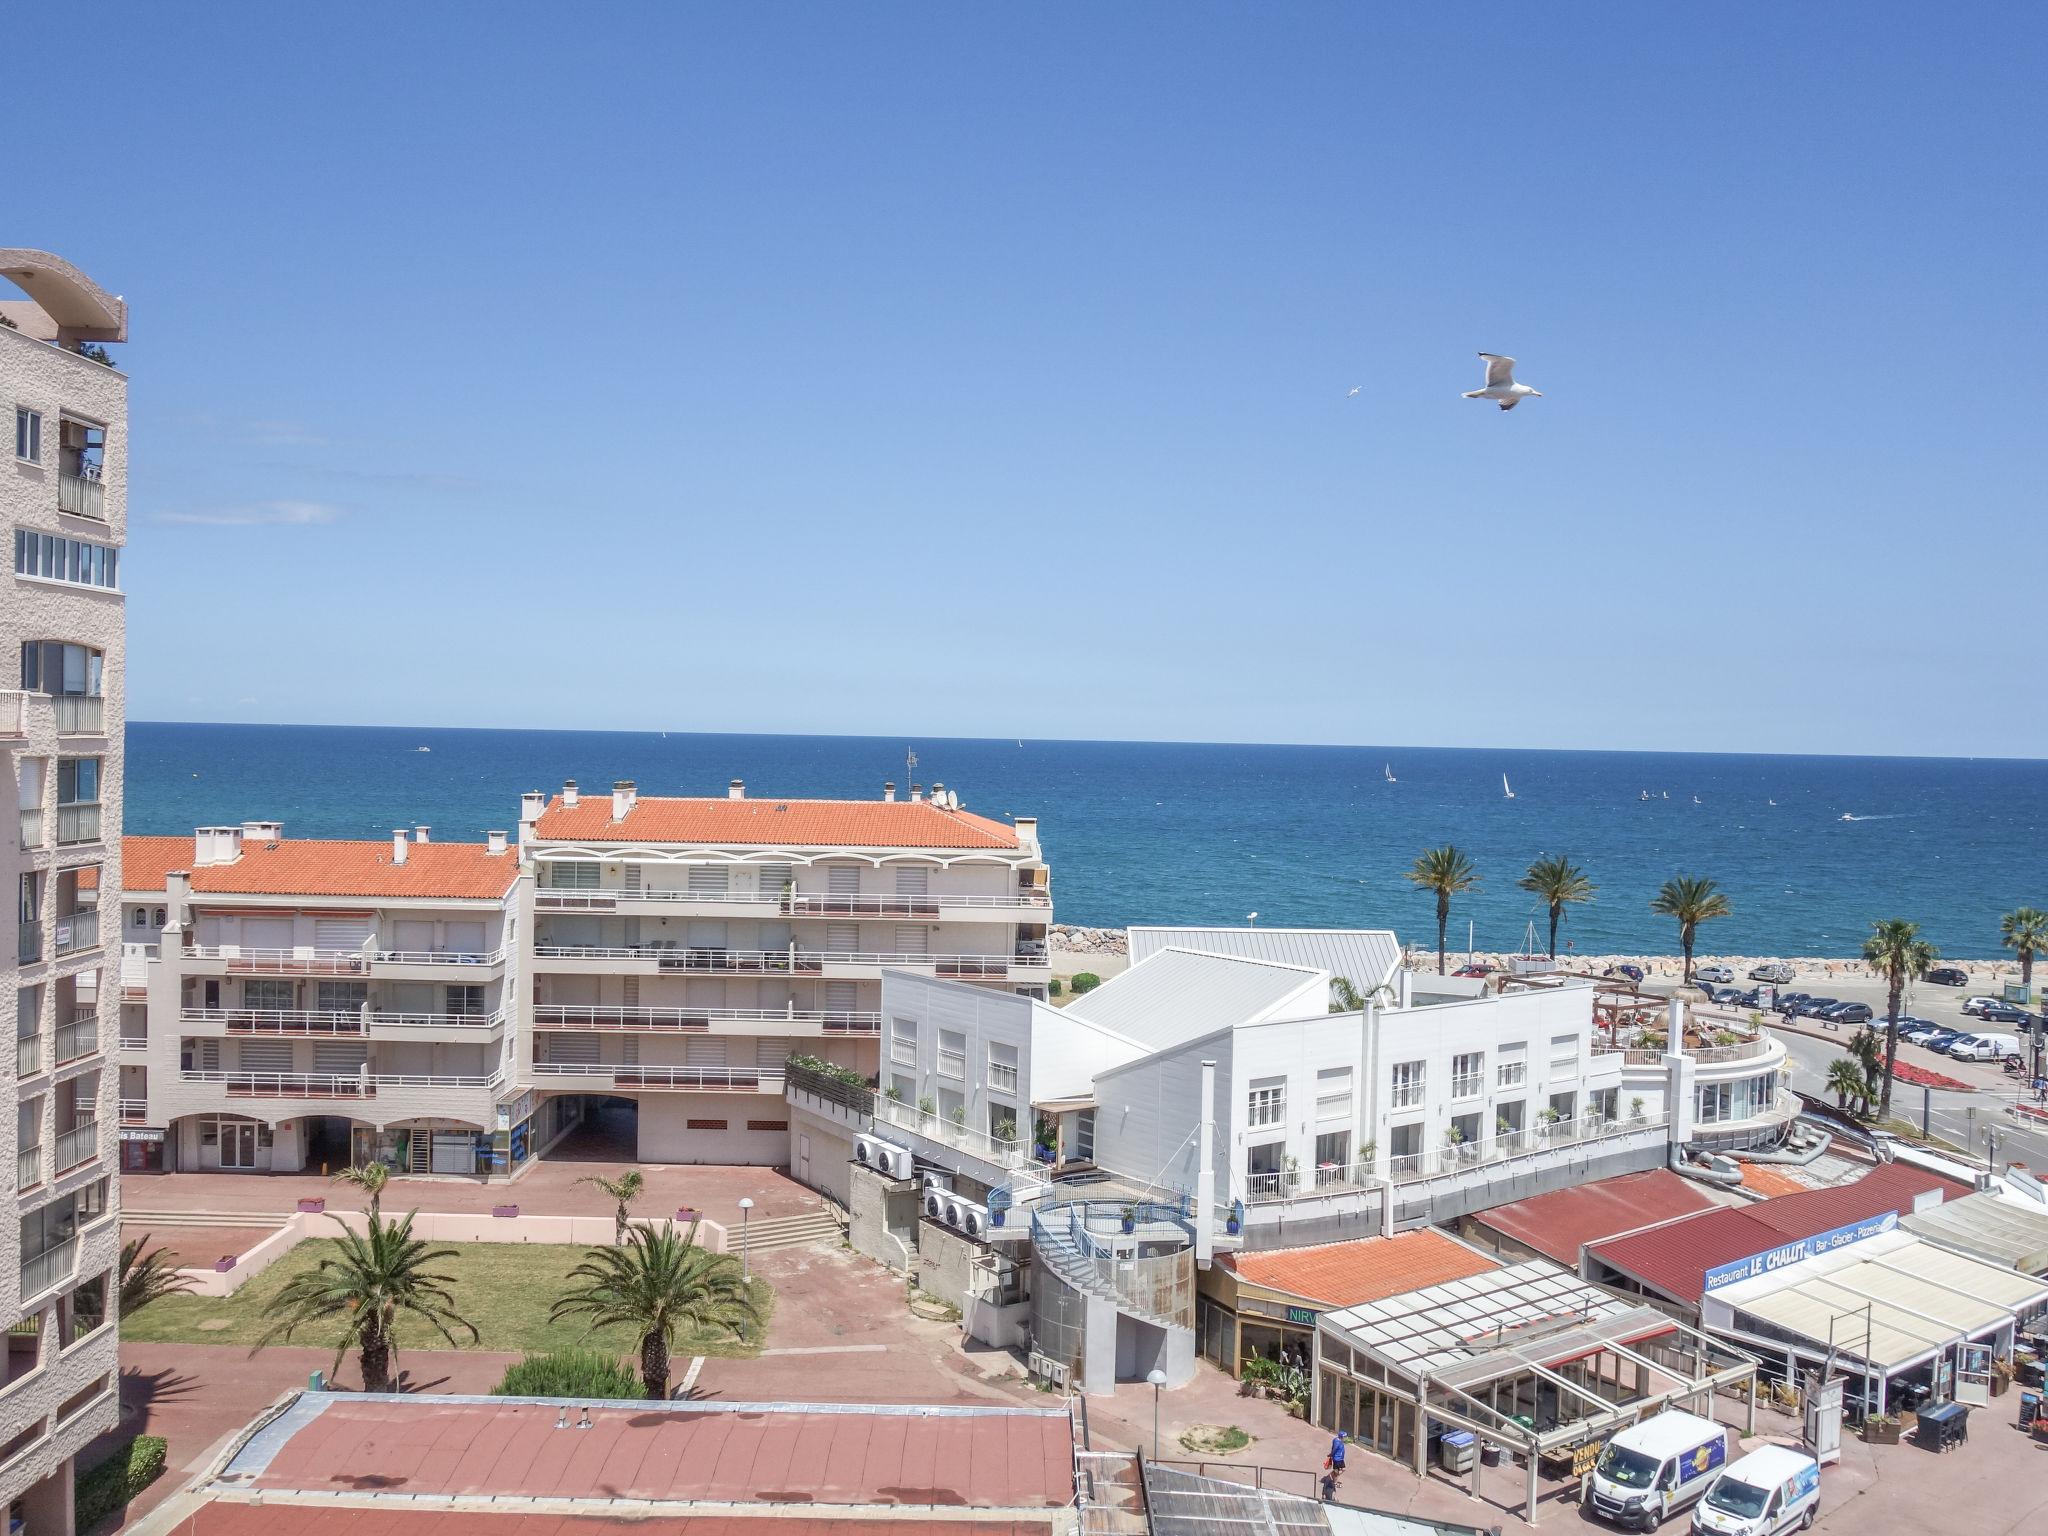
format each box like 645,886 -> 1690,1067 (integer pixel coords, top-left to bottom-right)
2,249 -> 128,1536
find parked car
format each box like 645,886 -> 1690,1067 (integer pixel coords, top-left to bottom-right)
1973,1002 -> 2030,1024
1696,964 -> 1735,984
1917,1030 -> 1964,1053
1452,963 -> 1491,978
1608,963 -> 1646,983
1950,1032 -> 2023,1061
1749,962 -> 1796,984
1707,986 -> 1746,1004
1794,997 -> 1840,1018
1772,993 -> 1812,1016
1923,967 -> 1969,986
1961,996 -> 2003,1017
1898,1020 -> 1946,1043
1823,1002 -> 1874,1024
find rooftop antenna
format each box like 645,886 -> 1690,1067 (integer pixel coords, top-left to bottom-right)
906,746 -> 919,780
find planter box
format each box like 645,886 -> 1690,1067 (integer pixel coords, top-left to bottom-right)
1861,1421 -> 1901,1445
214,1256 -> 238,1273
676,1208 -> 699,1224
296,1197 -> 325,1213
491,1204 -> 519,1219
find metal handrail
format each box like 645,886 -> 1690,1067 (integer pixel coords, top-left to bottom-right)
54,1120 -> 100,1172
536,885 -> 1049,913
182,943 -> 505,969
1385,1111 -> 1671,1182
533,943 -> 1028,974
533,1003 -> 880,1032
180,1069 -> 502,1093
527,1062 -> 785,1090
118,1098 -> 148,1124
873,1092 -> 1030,1168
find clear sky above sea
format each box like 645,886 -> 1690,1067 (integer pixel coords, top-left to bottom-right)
16,6 -> 2046,756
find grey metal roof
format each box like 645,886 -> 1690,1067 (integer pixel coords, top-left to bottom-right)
1141,1464 -> 1331,1536
1901,1191 -> 2048,1274
1128,926 -> 1401,997
1322,1260 -> 1634,1380
1065,947 -> 1329,1051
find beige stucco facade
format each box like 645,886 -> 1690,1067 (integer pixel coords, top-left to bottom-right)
2,250 -> 128,1536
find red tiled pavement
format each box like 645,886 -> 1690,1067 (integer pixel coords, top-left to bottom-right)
170,1507 -> 1047,1536
250,1397 -> 1075,1508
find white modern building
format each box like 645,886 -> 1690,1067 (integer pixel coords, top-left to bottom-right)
516,778 -> 1051,1165
118,826 -> 522,1177
3,249 -> 128,1536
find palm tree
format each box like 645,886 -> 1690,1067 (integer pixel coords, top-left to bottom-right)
1864,918 -> 1937,1120
1825,1058 -> 1870,1115
1404,846 -> 1480,974
2001,907 -> 2048,987
1648,876 -> 1731,983
550,1223 -> 761,1400
1517,855 -> 1595,959
579,1170 -> 646,1245
1329,976 -> 1364,1012
332,1160 -> 391,1219
257,1211 -> 478,1393
119,1234 -> 196,1315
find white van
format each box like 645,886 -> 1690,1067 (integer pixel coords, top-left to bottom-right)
1588,1411 -> 1728,1529
1692,1445 -> 1820,1536
1948,1032 -> 2020,1061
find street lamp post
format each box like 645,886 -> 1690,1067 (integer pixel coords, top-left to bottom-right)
1146,1368 -> 1167,1460
737,1197 -> 754,1282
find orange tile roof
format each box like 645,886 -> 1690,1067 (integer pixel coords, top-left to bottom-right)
122,835 -> 518,902
1223,1229 -> 1499,1308
1739,1163 -> 1807,1198
533,795 -> 1022,851
1470,1169 -> 1720,1267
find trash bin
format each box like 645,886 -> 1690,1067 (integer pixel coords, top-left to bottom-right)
1479,1442 -> 1504,1469
1439,1431 -> 1477,1474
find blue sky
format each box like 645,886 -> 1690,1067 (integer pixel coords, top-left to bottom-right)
19,5 -> 2045,755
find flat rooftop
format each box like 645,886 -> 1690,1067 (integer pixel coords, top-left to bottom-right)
171,1504 -> 1049,1536
216,1395 -> 1076,1512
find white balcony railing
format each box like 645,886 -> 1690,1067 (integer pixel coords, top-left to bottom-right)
118,1098 -> 148,1124
1384,1111 -> 1671,1184
179,1069 -> 502,1097
368,1008 -> 504,1030
54,1120 -> 100,1173
56,802 -> 101,845
19,1240 -> 78,1303
19,807 -> 44,848
535,885 -> 1050,915
17,1035 -> 45,1076
180,1007 -> 363,1035
16,920 -> 42,964
53,1017 -> 99,1063
527,1062 -> 785,1092
873,1092 -> 1032,1170
533,1003 -> 880,1034
52,695 -> 105,735
53,910 -> 99,956
17,1146 -> 43,1189
533,943 -> 1028,978
0,690 -> 26,738
181,943 -> 505,973
1245,1157 -> 1379,1203
57,470 -> 105,520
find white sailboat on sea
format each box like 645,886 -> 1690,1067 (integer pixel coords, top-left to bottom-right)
1502,773 -> 1515,800
1384,764 -> 1397,783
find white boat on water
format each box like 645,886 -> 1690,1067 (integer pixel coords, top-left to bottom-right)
1693,795 -> 1702,805
1640,790 -> 1650,801
1502,774 -> 1515,800
1384,764 -> 1397,783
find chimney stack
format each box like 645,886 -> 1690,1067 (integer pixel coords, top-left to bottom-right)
1013,816 -> 1038,854
562,779 -> 579,807
883,781 -> 896,803
931,783 -> 945,809
612,781 -> 637,821
910,783 -> 924,803
520,792 -> 545,825
487,829 -> 509,856
165,870 -> 192,932
728,779 -> 746,800
193,826 -> 246,867
414,825 -> 430,844
392,829 -> 410,866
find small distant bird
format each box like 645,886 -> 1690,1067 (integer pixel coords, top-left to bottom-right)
1346,385 -> 1362,398
1463,353 -> 1543,412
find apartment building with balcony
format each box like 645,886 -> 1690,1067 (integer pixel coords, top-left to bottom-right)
3,250 -> 128,1536
517,777 -> 1050,1165
118,825 -> 521,1178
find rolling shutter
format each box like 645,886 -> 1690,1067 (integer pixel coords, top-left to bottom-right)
825,923 -> 859,953
686,1037 -> 727,1067
312,1042 -> 368,1073
826,865 -> 860,896
236,1040 -> 293,1074
894,867 -> 929,896
688,865 -> 729,894
894,925 -> 929,955
314,917 -> 374,950
545,1033 -> 599,1064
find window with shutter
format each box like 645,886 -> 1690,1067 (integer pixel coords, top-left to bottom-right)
826,865 -> 861,896
687,1037 -> 728,1067
312,1042 -> 368,1073
894,867 -> 929,895
545,1033 -> 599,1064
894,925 -> 929,956
236,1040 -> 293,1074
825,923 -> 859,954
688,865 -> 729,894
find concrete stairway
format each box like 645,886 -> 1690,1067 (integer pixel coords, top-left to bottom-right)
733,1209 -> 843,1258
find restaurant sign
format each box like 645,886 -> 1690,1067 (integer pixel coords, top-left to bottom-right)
1701,1211 -> 1898,1292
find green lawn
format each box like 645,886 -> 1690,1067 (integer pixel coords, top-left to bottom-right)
123,1240 -> 772,1359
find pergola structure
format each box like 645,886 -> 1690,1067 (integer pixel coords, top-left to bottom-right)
1315,1261 -> 1758,1524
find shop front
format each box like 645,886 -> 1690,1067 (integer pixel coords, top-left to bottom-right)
119,1125 -> 166,1173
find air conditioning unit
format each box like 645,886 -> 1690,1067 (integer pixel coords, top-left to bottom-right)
954,1201 -> 989,1238
920,1169 -> 954,1194
855,1133 -> 914,1179
922,1189 -> 949,1221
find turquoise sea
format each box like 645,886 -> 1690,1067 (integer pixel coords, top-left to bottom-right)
123,723 -> 2048,958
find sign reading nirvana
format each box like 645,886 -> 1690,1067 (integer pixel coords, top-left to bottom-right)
1701,1212 -> 1899,1292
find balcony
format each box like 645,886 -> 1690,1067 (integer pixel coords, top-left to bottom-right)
53,1017 -> 99,1064
118,1098 -> 147,1125
1245,1158 -> 1378,1204
367,1008 -> 504,1031
16,920 -> 42,965
534,885 -> 1052,917
17,1034 -> 45,1076
0,690 -> 25,738
17,1146 -> 43,1190
179,1068 -> 501,1099
57,467 -> 105,520
52,695 -> 105,736
56,802 -> 101,846
527,1062 -> 785,1093
19,807 -> 44,849
873,1092 -> 1033,1171
53,910 -> 99,957
533,1003 -> 880,1035
54,1120 -> 100,1174
1385,1111 -> 1671,1184
19,1241 -> 78,1304
181,1007 -> 364,1036
180,943 -> 505,975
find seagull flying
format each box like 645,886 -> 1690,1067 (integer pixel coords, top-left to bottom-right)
1346,385 -> 1362,398
1462,353 -> 1543,412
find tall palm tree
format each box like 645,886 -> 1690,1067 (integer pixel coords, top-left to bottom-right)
1517,855 -> 1595,959
1648,875 -> 1732,982
119,1234 -> 196,1315
1404,846 -> 1480,974
2001,907 -> 2048,987
551,1223 -> 761,1400
332,1160 -> 391,1219
1329,976 -> 1364,1012
580,1170 -> 646,1245
1864,918 -> 1937,1120
257,1211 -> 478,1393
